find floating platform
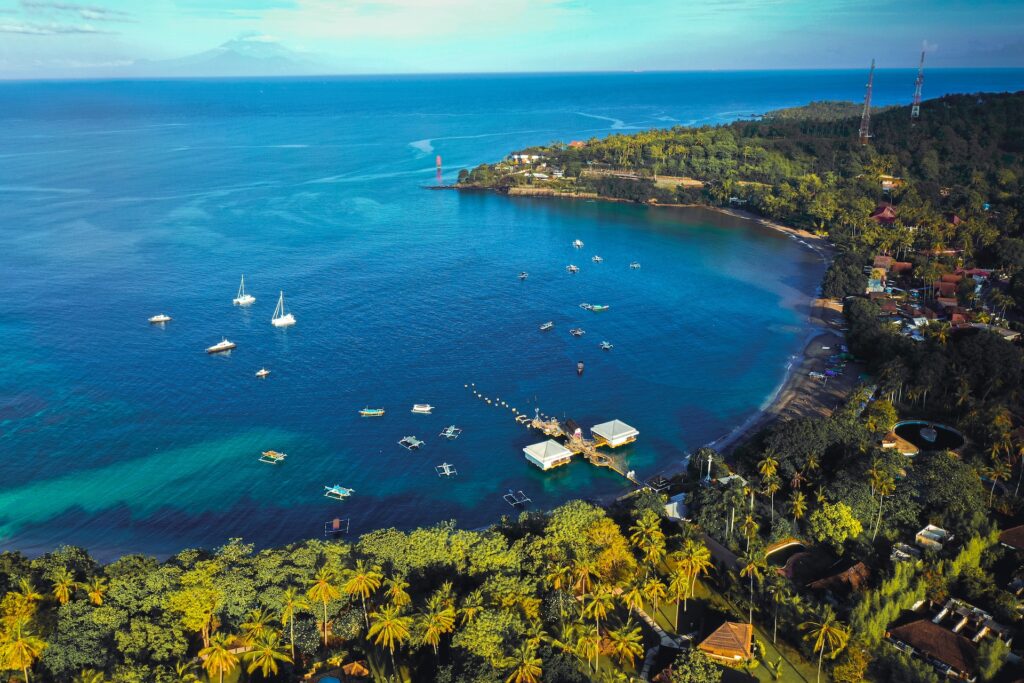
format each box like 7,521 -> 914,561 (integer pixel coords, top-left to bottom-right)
436,462 -> 458,477
503,490 -> 531,507
399,436 -> 424,451
324,518 -> 350,536
259,450 -> 287,464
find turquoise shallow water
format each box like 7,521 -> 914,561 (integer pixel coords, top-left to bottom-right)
1,71 -> 1022,559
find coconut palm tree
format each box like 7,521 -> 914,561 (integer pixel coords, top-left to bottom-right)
619,581 -> 644,614
50,568 -> 76,606
385,577 -> 411,609
243,631 -> 292,678
758,453 -> 779,481
741,514 -> 759,553
343,560 -> 383,630
418,595 -> 456,656
306,566 -> 341,647
279,586 -> 309,660
764,476 -> 781,523
667,566 -> 690,632
606,618 -> 644,668
83,576 -> 107,606
873,475 -> 896,541
240,607 -> 272,645
572,560 -> 597,596
458,588 -> 485,625
800,608 -> 849,683
505,644 -> 543,683
983,458 -> 1011,507
367,604 -> 412,675
544,563 -> 572,592
172,660 -> 198,683
684,539 -> 712,606
199,632 -> 239,683
766,581 -> 793,644
790,491 -> 807,526
738,551 -> 765,624
573,621 -> 601,672
642,577 -> 667,617
12,579 -> 43,613
583,585 -> 615,633
72,669 -> 106,683
3,618 -> 46,682
523,619 -> 548,650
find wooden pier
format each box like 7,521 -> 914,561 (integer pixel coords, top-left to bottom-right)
528,415 -> 639,485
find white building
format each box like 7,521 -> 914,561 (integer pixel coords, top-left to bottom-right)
591,420 -> 639,448
523,439 -> 573,471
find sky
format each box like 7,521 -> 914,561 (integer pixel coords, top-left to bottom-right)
1,0 -> 1023,78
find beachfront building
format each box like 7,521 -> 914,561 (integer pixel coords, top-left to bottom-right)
697,621 -> 753,664
590,419 -> 639,448
523,439 -> 573,471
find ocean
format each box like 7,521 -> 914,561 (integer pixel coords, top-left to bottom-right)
1,70 -> 1022,559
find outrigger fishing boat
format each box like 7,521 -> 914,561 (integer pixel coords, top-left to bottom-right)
148,314 -> 172,324
630,261 -> 641,269
570,328 -> 585,337
566,264 -> 580,273
324,484 -> 354,500
255,368 -> 271,378
399,436 -> 424,451
233,275 -> 256,306
600,341 -> 614,351
436,462 -> 458,477
259,450 -> 287,464
579,303 -> 593,311
572,239 -> 584,248
518,272 -> 528,280
439,425 -> 462,440
206,338 -> 236,354
539,321 -> 554,331
411,404 -> 434,414
592,255 -> 603,263
590,304 -> 610,312
359,407 -> 385,417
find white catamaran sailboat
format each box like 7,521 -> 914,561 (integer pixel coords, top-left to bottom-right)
233,275 -> 256,306
271,291 -> 296,328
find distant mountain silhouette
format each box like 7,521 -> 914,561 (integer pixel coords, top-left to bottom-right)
130,37 -> 332,77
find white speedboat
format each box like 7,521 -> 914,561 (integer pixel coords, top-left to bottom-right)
519,272 -> 529,280
271,291 -> 296,328
570,328 -> 585,337
630,261 -> 641,269
592,255 -> 603,263
411,404 -> 434,414
233,275 -> 256,306
148,314 -> 172,324
579,303 -> 593,310
566,265 -> 579,273
206,338 -> 236,354
539,321 -> 554,331
573,239 -> 584,248
256,368 -> 271,378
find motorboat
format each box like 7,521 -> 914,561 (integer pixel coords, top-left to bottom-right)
539,321 -> 554,331
577,361 -> 585,375
592,255 -> 603,263
519,272 -> 529,280
573,239 -> 584,248
630,262 -> 641,269
148,314 -> 172,324
233,275 -> 256,306
566,265 -> 579,273
271,291 -> 296,327
600,341 -> 614,351
255,368 -> 271,378
590,304 -> 610,312
259,450 -> 286,464
579,303 -> 593,310
206,338 -> 236,354
569,328 -> 585,337
359,407 -> 385,417
411,404 -> 434,414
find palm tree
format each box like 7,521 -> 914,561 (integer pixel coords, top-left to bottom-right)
367,604 -> 412,675
458,588 -> 485,625
583,585 -> 615,633
789,470 -> 806,491
800,608 -> 849,683
544,563 -> 572,592
279,586 -> 309,660
3,618 -> 46,682
766,582 -> 792,644
629,510 -> 665,576
12,578 -> 43,613
983,458 -> 1011,506
619,581 -> 644,614
790,491 -> 807,526
419,595 -> 456,656
573,622 -> 601,672
764,476 -> 781,523
385,577 -> 411,608
667,566 -> 689,632
571,560 -> 597,596
642,577 -> 667,617
172,660 -> 198,683
306,566 -> 341,647
505,643 -> 543,683
244,631 -> 292,678
72,669 -> 106,683
343,560 -> 383,629
605,618 -> 644,668
83,576 -> 107,606
240,607 -> 272,645
199,632 -> 239,683
738,551 -> 765,624
683,539 -> 712,608
741,514 -> 759,553
758,453 -> 779,481
873,475 -> 896,541
51,567 -> 76,606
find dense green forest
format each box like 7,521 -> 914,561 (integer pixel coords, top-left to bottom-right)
4,93 -> 1024,683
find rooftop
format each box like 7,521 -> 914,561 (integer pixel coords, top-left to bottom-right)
888,619 -> 978,677
698,621 -> 753,662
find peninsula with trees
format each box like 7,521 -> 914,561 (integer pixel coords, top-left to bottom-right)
3,92 -> 1024,683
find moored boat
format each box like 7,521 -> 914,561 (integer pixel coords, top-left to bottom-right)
569,328 -> 585,337
256,368 -> 271,378
579,303 -> 593,310
148,314 -> 172,324
359,407 -> 385,417
519,272 -> 528,280
600,341 -> 614,351
592,255 -> 603,263
630,261 -> 641,269
590,304 -> 610,312
539,321 -> 554,331
566,264 -> 579,273
411,404 -> 434,414
573,239 -> 584,248
233,275 -> 256,306
206,338 -> 236,354
271,291 -> 296,327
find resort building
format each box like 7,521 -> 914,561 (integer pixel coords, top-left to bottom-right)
590,419 -> 639,448
891,543 -> 923,563
915,524 -> 954,551
697,621 -> 753,664
523,439 -> 573,471
999,524 -> 1024,551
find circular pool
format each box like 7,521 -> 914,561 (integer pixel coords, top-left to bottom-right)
893,421 -> 965,452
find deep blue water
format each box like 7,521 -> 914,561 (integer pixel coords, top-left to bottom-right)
1,70 -> 1022,559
